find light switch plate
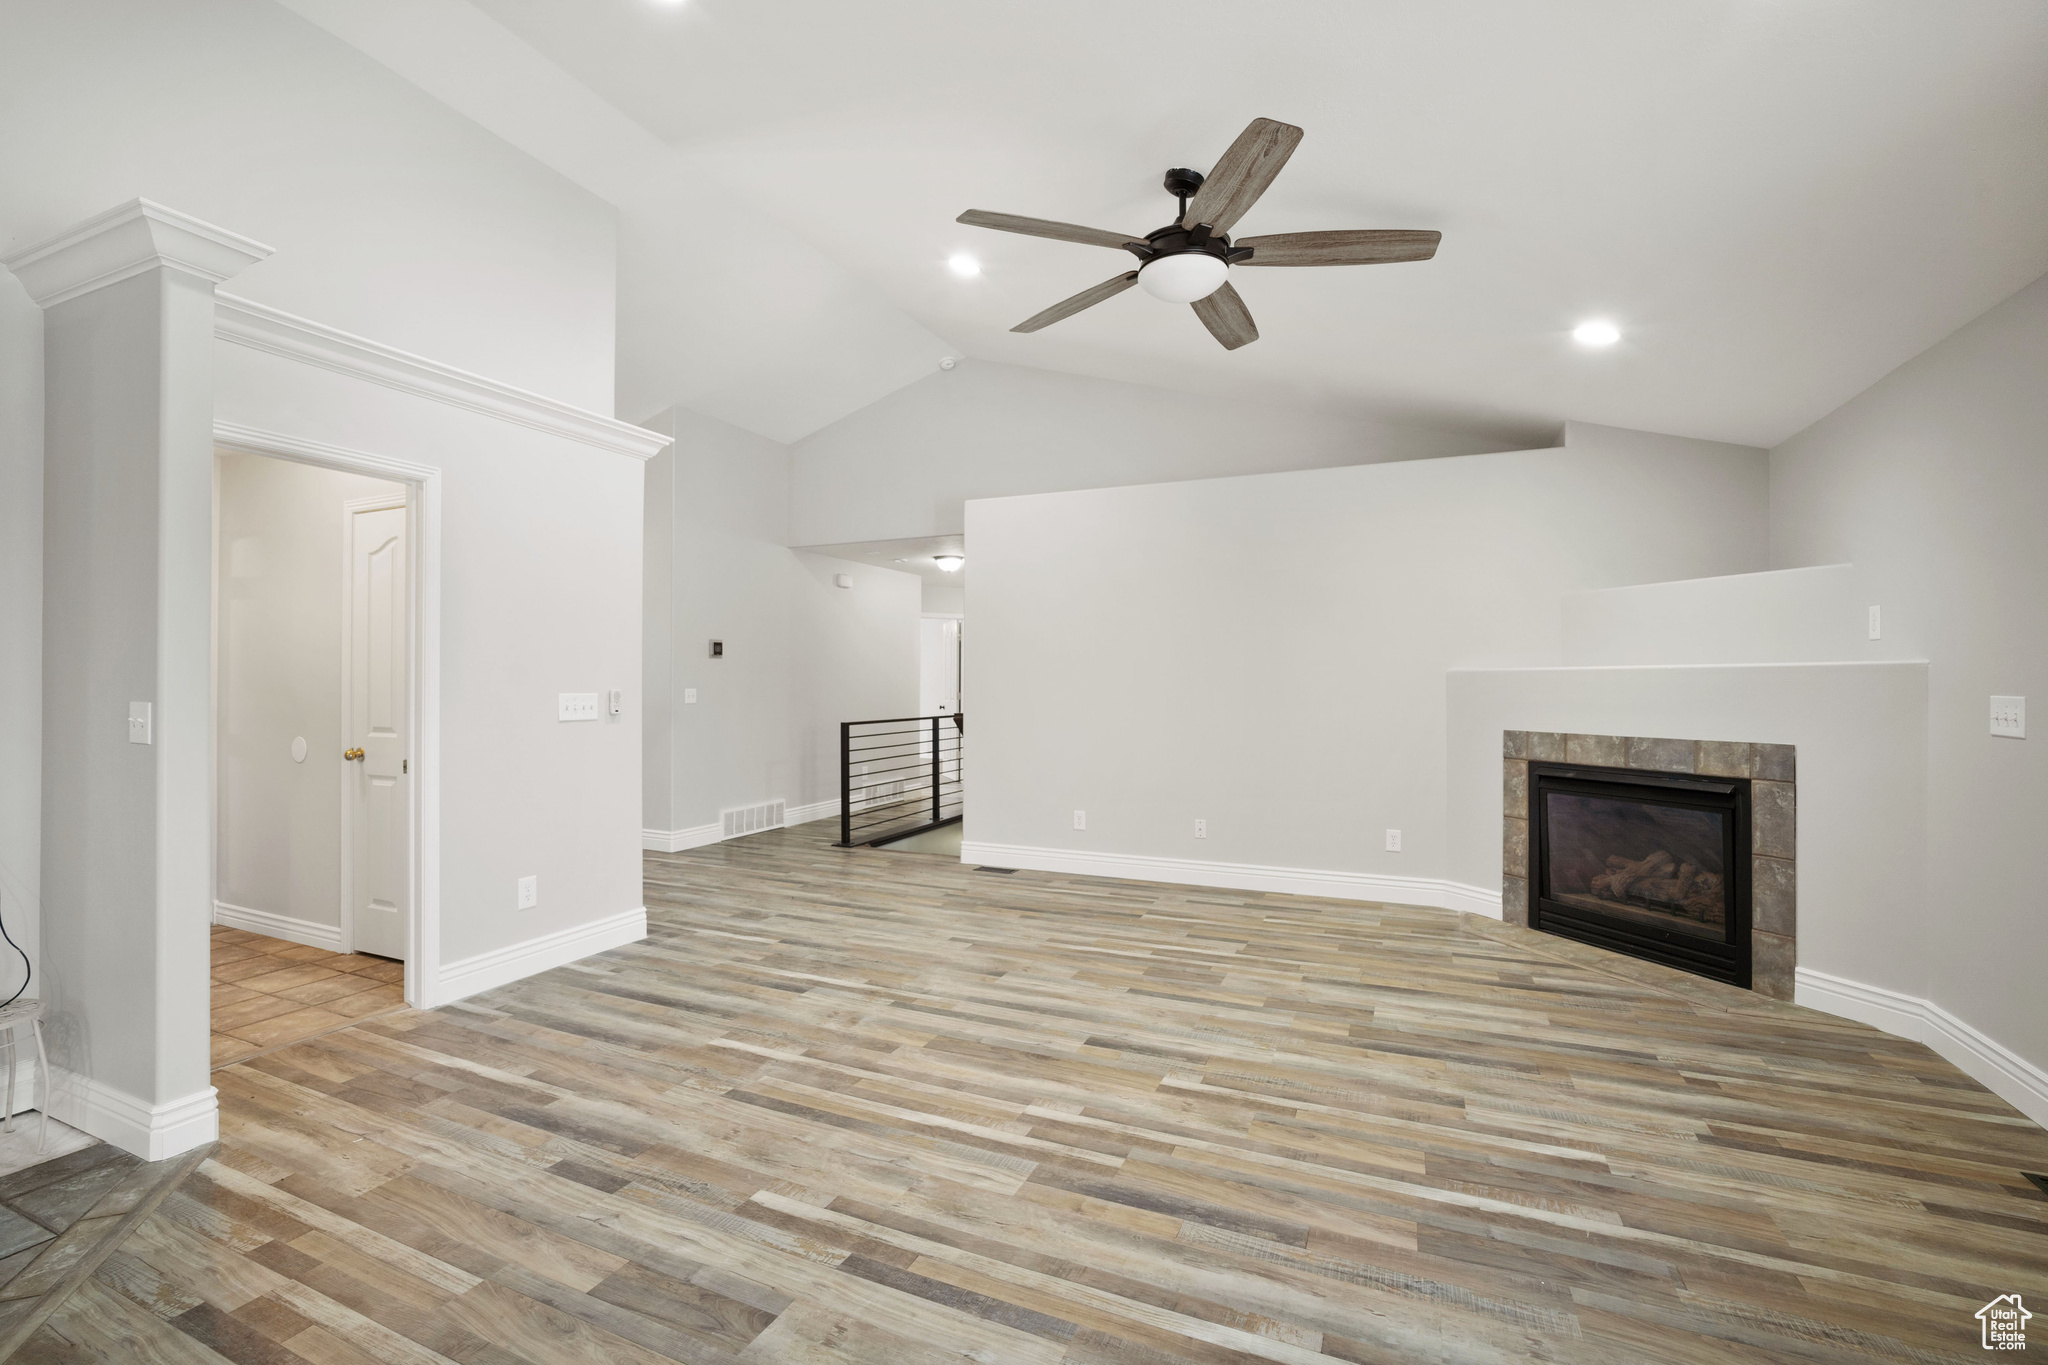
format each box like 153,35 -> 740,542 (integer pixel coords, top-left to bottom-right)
1991,695 -> 2027,738
516,875 -> 537,910
1385,829 -> 1403,852
558,692 -> 599,722
683,688 -> 698,704
128,701 -> 151,745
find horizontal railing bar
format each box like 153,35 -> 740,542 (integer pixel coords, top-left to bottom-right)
839,753 -> 958,765
846,715 -> 963,728
846,732 -> 964,746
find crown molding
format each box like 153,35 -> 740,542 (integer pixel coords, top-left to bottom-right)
2,199 -> 273,308
213,293 -> 670,460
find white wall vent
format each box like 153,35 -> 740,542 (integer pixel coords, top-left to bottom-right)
722,799 -> 786,841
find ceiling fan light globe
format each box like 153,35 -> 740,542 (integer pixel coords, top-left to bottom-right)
1138,253 -> 1228,304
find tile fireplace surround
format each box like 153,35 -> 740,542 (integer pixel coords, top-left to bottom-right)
1502,731 -> 1796,1000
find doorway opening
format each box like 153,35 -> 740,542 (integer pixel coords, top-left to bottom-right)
209,448 -> 415,1068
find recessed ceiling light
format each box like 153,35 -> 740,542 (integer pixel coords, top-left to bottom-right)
1572,320 -> 1621,347
933,555 -> 964,572
948,254 -> 981,278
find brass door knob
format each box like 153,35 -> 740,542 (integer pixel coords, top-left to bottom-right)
343,748 -> 365,761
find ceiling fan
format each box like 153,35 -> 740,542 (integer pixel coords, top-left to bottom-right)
957,118 -> 1439,350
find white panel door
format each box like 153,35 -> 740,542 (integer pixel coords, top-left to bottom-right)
919,617 -> 961,714
349,504 -> 410,960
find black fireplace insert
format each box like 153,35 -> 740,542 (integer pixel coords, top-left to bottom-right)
1528,762 -> 1751,987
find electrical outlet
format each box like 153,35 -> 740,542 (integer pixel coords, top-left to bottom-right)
1194,818 -> 1206,839
1073,810 -> 1086,830
1385,829 -> 1403,852
127,701 -> 152,745
516,875 -> 537,910
558,692 -> 599,721
683,688 -> 698,704
1991,696 -> 2027,739
1867,605 -> 1881,640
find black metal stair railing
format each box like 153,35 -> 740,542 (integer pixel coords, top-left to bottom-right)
838,714 -> 963,847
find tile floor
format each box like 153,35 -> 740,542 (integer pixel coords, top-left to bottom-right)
0,1141 -> 145,1297
209,926 -> 406,1068
0,1116 -> 94,1183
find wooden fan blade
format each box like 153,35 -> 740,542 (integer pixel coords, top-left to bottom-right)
1180,118 -> 1303,233
1011,272 -> 1140,333
958,210 -> 1142,252
1237,229 -> 1441,266
1191,281 -> 1258,350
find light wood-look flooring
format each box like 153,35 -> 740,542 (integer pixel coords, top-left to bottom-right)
211,928 -> 407,1068
15,823 -> 2048,1361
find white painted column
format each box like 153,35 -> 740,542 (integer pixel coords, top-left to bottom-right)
641,409 -> 678,847
3,202 -> 270,1158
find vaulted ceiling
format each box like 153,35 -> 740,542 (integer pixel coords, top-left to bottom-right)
290,0 -> 2048,448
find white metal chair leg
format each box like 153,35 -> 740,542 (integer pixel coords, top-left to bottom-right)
32,1021 -> 48,1152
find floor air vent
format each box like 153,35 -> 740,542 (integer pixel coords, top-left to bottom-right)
722,800 -> 786,840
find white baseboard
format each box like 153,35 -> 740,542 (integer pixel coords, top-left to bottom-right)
786,798 -> 840,827
957,841 -> 1504,920
1436,881 -> 1505,916
642,823 -> 721,853
643,798 -> 842,852
212,899 -> 343,951
47,1070 -> 217,1160
0,1055 -> 43,1119
1795,967 -> 2048,1129
436,906 -> 647,1005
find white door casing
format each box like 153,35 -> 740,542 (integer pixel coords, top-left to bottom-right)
347,498 -> 410,960
217,422 -> 438,1008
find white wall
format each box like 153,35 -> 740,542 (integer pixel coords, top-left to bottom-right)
0,272 -> 40,1002
1560,564 -> 1880,666
214,451 -> 406,937
215,340 -> 650,977
790,358 -> 1527,546
1770,270 -> 2048,1090
964,432 -> 1768,899
644,410 -> 920,845
1,0 -> 630,1060
0,0 -> 616,412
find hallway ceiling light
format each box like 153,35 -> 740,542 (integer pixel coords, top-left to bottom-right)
948,254 -> 980,278
1572,320 -> 1621,347
933,555 -> 964,571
